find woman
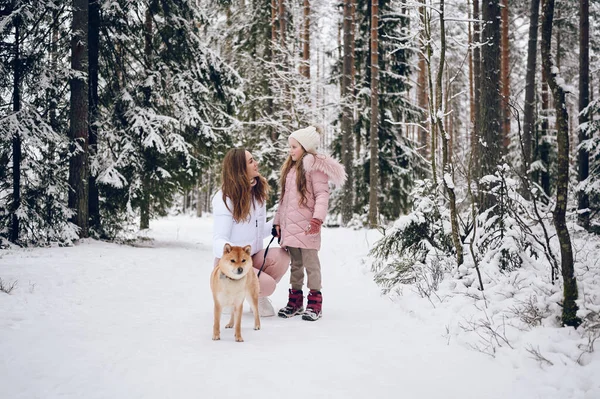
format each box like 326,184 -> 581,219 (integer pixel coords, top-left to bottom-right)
212,148 -> 290,317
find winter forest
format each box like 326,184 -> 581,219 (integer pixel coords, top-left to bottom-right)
1,0 -> 600,393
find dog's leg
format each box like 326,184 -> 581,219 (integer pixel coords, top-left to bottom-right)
233,303 -> 244,342
212,301 -> 222,340
251,294 -> 260,331
225,311 -> 234,329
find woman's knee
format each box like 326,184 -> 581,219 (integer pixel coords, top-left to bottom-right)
258,274 -> 276,297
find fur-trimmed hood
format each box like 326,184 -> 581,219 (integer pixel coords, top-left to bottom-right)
302,153 -> 347,187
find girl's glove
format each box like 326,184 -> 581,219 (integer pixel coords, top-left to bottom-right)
305,218 -> 323,235
272,225 -> 281,244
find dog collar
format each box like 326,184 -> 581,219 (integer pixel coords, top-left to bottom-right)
220,272 -> 241,281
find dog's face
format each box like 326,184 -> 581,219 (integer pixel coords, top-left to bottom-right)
218,244 -> 253,280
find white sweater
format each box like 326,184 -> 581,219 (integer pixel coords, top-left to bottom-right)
212,190 -> 273,259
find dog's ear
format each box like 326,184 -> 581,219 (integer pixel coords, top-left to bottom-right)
223,243 -> 232,254
243,245 -> 252,255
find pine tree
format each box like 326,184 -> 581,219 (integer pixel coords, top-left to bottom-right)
346,0 -> 422,222
0,1 -> 77,245
94,0 -> 242,234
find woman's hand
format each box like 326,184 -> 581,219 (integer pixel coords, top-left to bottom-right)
305,218 -> 323,235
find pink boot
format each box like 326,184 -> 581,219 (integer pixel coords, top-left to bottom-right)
302,290 -> 322,321
278,289 -> 304,318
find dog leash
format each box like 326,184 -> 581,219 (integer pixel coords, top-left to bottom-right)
257,235 -> 276,278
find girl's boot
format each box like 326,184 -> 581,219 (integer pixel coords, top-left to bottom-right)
277,289 -> 304,318
302,290 -> 322,321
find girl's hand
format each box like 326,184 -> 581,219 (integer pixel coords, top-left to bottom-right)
272,225 -> 281,237
305,218 -> 323,235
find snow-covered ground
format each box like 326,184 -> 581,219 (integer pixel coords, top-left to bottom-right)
0,215 -> 598,399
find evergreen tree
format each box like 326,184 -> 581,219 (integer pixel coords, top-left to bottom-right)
346,0 -> 423,221
0,1 -> 77,245
94,0 -> 242,234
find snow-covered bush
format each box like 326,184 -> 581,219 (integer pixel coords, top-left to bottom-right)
370,179 -> 454,293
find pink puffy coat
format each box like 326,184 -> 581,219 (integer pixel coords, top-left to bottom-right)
273,153 -> 346,250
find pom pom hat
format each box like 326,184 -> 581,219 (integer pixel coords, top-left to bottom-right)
289,126 -> 320,154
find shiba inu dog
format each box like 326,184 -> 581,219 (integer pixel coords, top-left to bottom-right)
211,244 -> 260,342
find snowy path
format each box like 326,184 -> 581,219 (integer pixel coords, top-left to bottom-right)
1,216 -> 543,398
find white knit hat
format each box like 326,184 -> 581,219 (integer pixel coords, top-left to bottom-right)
289,126 -> 320,154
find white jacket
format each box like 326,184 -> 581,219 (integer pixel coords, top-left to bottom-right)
212,190 -> 273,259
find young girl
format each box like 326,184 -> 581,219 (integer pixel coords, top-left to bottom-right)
212,148 -> 290,317
273,126 -> 346,321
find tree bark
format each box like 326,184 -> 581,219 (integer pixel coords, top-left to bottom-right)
523,0 -> 540,189
541,0 -> 581,328
68,0 -> 90,237
418,4 -> 428,157
468,0 -> 474,152
437,0 -> 463,266
88,0 -> 100,233
341,0 -> 355,225
10,12 -> 21,243
301,0 -> 310,79
421,2 -> 437,186
368,0 -> 379,228
472,0 -> 481,170
140,3 -> 153,230
501,0 -> 510,150
577,0 -> 589,228
479,0 -> 502,209
540,57 -> 550,196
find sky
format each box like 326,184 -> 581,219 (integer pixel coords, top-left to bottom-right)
0,215 -> 598,399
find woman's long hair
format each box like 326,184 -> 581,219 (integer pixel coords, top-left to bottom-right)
279,153 -> 308,207
221,148 -> 269,223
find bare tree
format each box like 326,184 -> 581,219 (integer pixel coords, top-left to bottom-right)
541,0 -> 581,328
368,0 -> 379,227
435,0 -> 463,266
501,0 -> 510,149
68,0 -> 90,237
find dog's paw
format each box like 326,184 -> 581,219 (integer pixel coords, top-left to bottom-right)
235,335 -> 244,342
225,323 -> 233,329
254,325 -> 260,331
212,335 -> 220,341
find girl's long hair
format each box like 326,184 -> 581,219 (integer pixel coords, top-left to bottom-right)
279,153 -> 308,207
221,148 -> 269,223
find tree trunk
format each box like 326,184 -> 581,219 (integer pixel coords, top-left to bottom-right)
341,0 -> 355,225
479,0 -> 502,209
421,3 -> 437,186
418,4 -> 428,157
140,3 -> 153,230
577,0 -> 589,228
540,58 -> 550,196
541,0 -> 581,328
472,0 -> 481,171
267,0 -> 276,141
278,0 -> 285,47
468,0 -> 474,152
501,0 -> 510,150
368,0 -> 379,228
437,0 -> 463,266
301,0 -> 310,79
88,0 -> 101,233
68,0 -> 90,238
523,0 -> 540,188
10,13 -> 21,243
